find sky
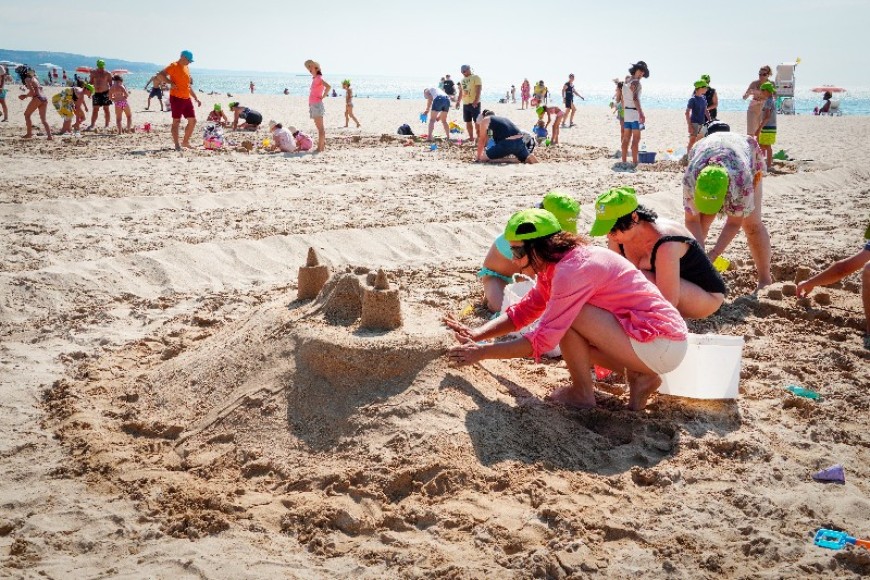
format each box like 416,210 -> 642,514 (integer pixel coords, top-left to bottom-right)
2,0 -> 868,89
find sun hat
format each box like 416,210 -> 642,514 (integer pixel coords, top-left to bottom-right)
701,74 -> 711,83
180,50 -> 194,63
504,209 -> 562,242
759,81 -> 776,93
268,120 -> 277,130
288,125 -> 298,134
540,191 -> 580,234
695,166 -> 730,214
694,80 -> 708,89
304,59 -> 320,71
96,59 -> 105,69
630,61 -> 650,78
589,187 -> 639,236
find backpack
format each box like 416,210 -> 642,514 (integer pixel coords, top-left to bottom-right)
397,124 -> 414,136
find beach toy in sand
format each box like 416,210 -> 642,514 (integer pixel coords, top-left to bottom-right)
812,464 -> 846,484
773,149 -> 788,161
659,334 -> 744,399
545,139 -> 551,147
457,139 -> 463,145
713,256 -> 730,273
814,529 -> 870,551
420,113 -> 427,123
262,138 -> 271,148
594,365 -> 613,380
143,123 -> 151,133
297,247 -> 330,300
430,143 -> 438,151
460,304 -> 474,317
785,384 -> 821,400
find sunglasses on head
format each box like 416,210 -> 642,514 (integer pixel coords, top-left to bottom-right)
510,244 -> 527,260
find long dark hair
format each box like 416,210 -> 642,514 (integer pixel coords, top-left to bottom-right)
522,231 -> 588,270
611,204 -> 658,232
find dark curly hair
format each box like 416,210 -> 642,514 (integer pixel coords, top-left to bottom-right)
520,231 -> 589,271
611,204 -> 658,232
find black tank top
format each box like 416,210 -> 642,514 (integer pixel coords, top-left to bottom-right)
487,116 -> 521,142
621,235 -> 727,295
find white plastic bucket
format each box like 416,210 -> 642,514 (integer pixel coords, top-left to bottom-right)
659,333 -> 744,399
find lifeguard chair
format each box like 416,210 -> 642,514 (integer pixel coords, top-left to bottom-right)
775,61 -> 798,115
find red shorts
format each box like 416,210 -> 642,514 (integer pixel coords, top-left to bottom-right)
169,95 -> 195,119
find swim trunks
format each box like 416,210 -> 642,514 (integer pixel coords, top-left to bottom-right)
93,91 -> 113,107
149,87 -> 163,99
169,95 -> 195,119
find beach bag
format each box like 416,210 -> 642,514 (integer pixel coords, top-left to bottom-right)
500,274 -> 561,358
397,123 -> 414,136
202,122 -> 224,150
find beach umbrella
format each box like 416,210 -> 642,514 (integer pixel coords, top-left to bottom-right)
75,66 -> 92,74
811,86 -> 846,93
111,69 -> 130,76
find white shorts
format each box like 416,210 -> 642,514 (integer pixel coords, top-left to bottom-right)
629,337 -> 688,375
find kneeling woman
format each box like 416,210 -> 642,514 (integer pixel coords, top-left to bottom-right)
591,187 -> 726,319
446,208 -> 688,411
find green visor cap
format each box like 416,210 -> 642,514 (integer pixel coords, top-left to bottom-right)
695,165 -> 730,214
541,191 -> 580,233
504,209 -> 562,242
589,187 -> 639,236
694,80 -> 708,89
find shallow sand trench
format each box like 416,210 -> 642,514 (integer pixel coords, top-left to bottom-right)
1,91 -> 869,577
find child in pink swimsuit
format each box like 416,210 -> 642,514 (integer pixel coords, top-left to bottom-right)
109,75 -> 132,133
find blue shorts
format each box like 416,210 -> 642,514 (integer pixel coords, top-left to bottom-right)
485,137 -> 530,162
432,95 -> 450,112
624,120 -> 643,130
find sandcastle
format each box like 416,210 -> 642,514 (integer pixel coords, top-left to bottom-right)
297,247 -> 331,300
360,269 -> 403,330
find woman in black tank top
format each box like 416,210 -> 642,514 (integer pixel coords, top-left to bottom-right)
601,202 -> 726,319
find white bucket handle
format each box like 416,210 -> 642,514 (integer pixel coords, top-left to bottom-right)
510,273 -> 535,285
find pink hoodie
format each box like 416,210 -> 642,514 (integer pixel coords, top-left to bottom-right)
506,245 -> 688,361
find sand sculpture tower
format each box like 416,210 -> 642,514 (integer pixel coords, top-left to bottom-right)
297,247 -> 330,300
360,269 -> 403,330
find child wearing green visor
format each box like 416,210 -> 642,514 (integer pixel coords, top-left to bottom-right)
447,207 -> 688,412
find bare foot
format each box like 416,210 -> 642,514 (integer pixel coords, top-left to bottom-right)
181,142 -> 194,149
21,134 -> 33,139
546,386 -> 597,409
174,143 -> 182,151
756,277 -> 773,291
627,372 -> 661,411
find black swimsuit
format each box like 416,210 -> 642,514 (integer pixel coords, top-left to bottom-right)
621,235 -> 727,295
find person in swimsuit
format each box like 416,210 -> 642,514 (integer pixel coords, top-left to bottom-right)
561,74 -> 585,128
476,109 -> 538,164
701,74 -> 718,120
144,74 -> 165,111
342,80 -> 360,128
478,192 -> 579,312
0,65 -> 8,122
228,102 -> 263,130
17,66 -> 52,140
520,79 -> 530,110
536,105 -> 564,144
86,59 -> 113,131
743,65 -> 771,135
445,207 -> 689,412
590,187 -> 726,319
613,79 -> 626,143
109,75 -> 132,134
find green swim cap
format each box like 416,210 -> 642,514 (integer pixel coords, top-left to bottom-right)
228,101 -> 238,109
694,80 -> 708,89
541,191 -> 580,234
589,187 -> 639,236
695,166 -> 729,214
96,59 -> 105,69
536,106 -> 545,116
342,79 -> 351,86
504,208 -> 562,242
214,104 -> 221,111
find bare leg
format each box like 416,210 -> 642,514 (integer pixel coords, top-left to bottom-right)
181,118 -> 196,148
862,263 -> 870,334
115,106 -> 122,133
551,115 -> 562,144
570,104 -> 576,125
630,129 -> 640,165
145,97 -> 151,110
37,102 -> 52,140
314,116 -> 326,152
125,107 -> 132,131
0,99 -> 7,121
427,115 -> 436,140
171,118 -> 181,150
465,121 -> 474,142
103,105 -> 110,127
480,276 -> 508,313
88,101 -> 98,129
742,180 -> 773,288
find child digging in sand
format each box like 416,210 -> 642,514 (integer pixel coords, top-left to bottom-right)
536,105 -> 564,144
796,223 -> 870,346
207,104 -> 229,127
109,75 -> 132,133
342,80 -> 360,128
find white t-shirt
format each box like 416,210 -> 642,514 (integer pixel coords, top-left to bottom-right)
426,87 -> 447,99
272,127 -> 296,152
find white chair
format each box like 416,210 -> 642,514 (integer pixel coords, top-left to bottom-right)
828,99 -> 842,116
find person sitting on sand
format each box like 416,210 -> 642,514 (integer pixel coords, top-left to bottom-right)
229,102 -> 263,130
536,104 -> 564,144
475,109 -> 538,164
422,86 -> 451,141
267,120 -> 297,153
52,83 -> 93,134
445,207 -> 688,411
816,91 -> 833,115
590,187 -> 726,319
17,66 -> 52,140
682,122 -> 773,290
288,125 -> 313,152
207,104 -> 229,126
478,191 -> 579,312
796,223 -> 870,345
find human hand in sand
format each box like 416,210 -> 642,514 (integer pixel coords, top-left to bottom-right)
443,313 -> 474,344
446,342 -> 483,366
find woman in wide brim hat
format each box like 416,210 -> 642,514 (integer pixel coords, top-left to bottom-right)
445,206 -> 688,412
305,59 -> 330,152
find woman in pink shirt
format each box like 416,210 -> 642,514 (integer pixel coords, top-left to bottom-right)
446,205 -> 688,411
304,59 -> 331,153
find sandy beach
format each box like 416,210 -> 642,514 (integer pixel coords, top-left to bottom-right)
1,85 -> 868,578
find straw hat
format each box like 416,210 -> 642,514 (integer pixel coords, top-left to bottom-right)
268,120 -> 277,131
304,60 -> 320,72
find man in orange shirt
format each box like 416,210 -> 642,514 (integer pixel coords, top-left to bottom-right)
158,50 -> 201,150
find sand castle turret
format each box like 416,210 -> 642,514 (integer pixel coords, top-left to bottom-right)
360,269 -> 403,331
297,247 -> 330,300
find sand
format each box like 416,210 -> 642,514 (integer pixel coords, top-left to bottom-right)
1,85 -> 869,578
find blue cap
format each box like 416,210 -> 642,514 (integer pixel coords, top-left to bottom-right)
181,50 -> 194,63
